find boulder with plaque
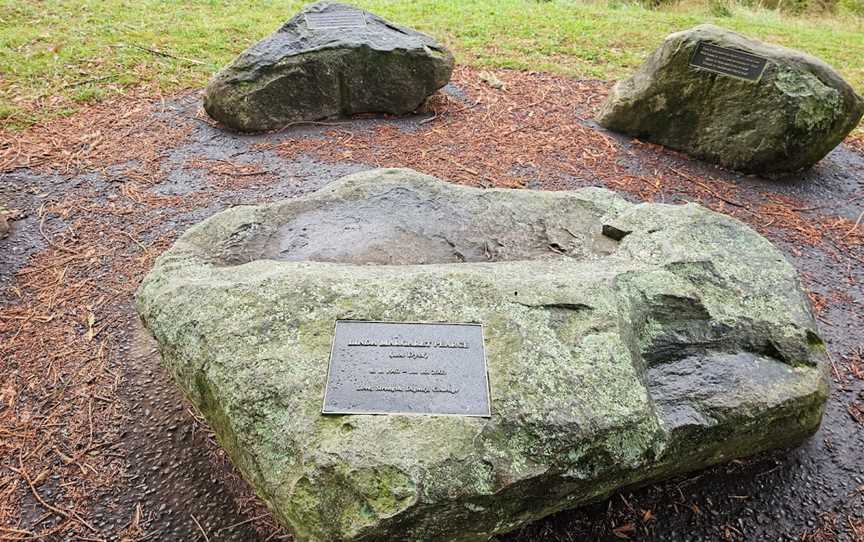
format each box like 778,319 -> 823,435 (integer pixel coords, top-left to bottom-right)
137,168 -> 828,541
597,24 -> 864,174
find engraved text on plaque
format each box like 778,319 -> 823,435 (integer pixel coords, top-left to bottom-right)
322,320 -> 491,416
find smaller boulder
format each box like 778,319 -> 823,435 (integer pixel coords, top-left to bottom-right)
203,2 -> 454,132
596,24 -> 864,174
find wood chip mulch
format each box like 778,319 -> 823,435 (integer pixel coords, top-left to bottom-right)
0,65 -> 862,541
0,91 -> 207,540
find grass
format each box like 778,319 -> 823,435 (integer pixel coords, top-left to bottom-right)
1,0 -> 863,129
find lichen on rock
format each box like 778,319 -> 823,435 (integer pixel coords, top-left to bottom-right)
136,168 -> 828,541
596,24 -> 864,174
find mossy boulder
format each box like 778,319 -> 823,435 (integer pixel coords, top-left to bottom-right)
203,2 -> 454,132
597,24 -> 864,174
136,168 -> 828,541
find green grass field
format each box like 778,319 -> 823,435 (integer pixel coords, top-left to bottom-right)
1,0 -> 862,128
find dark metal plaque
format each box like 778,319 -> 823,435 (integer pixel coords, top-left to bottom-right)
689,42 -> 768,82
322,321 -> 491,417
305,10 -> 367,30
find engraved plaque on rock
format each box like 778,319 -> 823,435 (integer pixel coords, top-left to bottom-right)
689,42 -> 768,82
322,321 -> 491,417
305,10 -> 367,30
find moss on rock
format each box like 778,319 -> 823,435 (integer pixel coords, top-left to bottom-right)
136,168 -> 828,541
597,24 -> 864,174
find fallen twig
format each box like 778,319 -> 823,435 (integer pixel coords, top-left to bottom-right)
191,514 -> 211,542
216,513 -> 272,533
841,210 -> 863,239
61,75 -> 117,89
118,43 -> 205,65
665,166 -> 750,211
11,460 -> 97,533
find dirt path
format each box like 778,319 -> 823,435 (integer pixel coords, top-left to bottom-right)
1,67 -> 862,541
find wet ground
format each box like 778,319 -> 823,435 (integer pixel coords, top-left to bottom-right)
1,74 -> 863,541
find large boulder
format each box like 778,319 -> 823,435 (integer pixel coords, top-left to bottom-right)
597,24 -> 864,174
203,2 -> 454,132
137,169 -> 828,541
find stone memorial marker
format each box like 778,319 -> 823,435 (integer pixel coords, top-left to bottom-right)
322,320 -> 490,416
597,24 -> 864,174
203,2 -> 454,132
137,168 -> 828,541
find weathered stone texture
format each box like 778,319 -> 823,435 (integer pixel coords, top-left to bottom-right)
597,24 -> 864,173
203,2 -> 454,132
137,168 -> 828,541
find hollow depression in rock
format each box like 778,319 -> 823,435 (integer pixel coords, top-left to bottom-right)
210,170 -> 619,266
136,168 -> 828,542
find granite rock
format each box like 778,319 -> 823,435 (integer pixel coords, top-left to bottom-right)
137,168 -> 828,541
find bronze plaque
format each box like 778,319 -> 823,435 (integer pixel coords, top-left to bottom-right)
689,42 -> 768,82
305,10 -> 367,30
322,321 -> 491,417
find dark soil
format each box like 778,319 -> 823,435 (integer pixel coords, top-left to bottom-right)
1,68 -> 862,541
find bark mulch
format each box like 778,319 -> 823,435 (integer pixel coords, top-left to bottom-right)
0,66 -> 862,541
